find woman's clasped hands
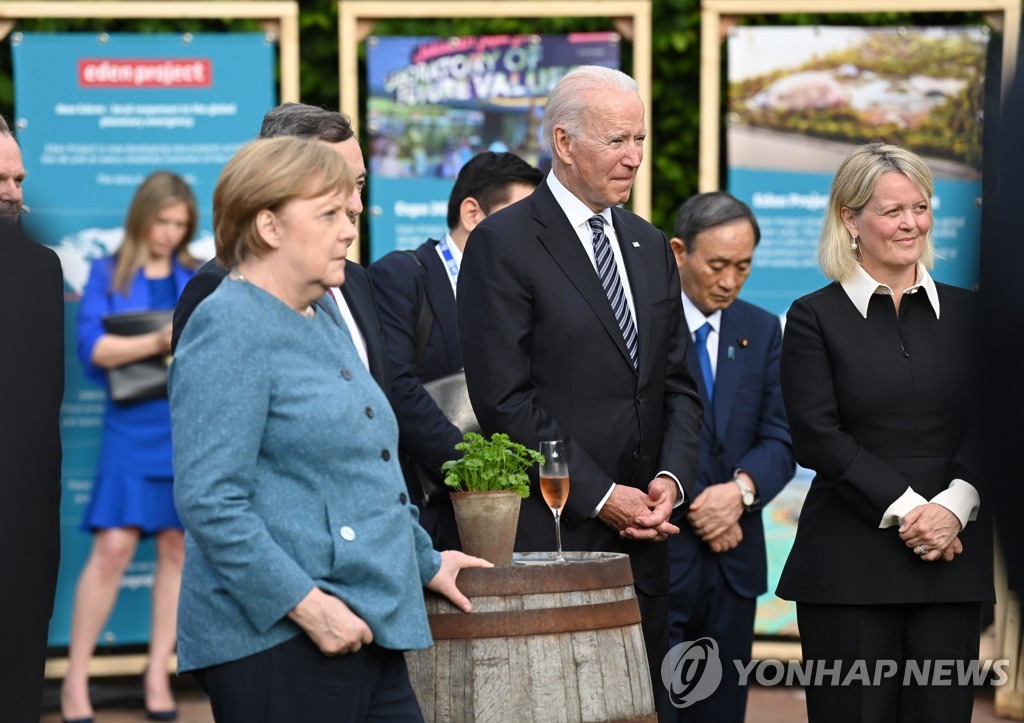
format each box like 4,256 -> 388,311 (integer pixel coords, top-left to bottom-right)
898,502 -> 964,563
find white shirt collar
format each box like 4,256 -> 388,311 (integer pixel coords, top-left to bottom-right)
840,263 -> 940,319
546,171 -> 612,230
680,291 -> 722,335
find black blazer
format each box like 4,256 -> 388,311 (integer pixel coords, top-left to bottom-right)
0,224 -> 64,722
670,299 -> 795,598
457,180 -> 703,591
367,240 -> 464,479
777,281 -> 993,604
172,258 -> 390,391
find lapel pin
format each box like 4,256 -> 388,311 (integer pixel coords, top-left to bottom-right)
631,241 -> 640,248
739,338 -> 749,348
728,346 -> 735,360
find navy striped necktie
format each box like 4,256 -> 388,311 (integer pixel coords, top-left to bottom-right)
588,215 -> 638,369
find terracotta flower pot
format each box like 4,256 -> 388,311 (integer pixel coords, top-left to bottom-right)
450,490 -> 522,567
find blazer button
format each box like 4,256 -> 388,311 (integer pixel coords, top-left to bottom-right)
339,526 -> 356,541
341,368 -> 353,380
635,393 -> 645,405
399,492 -> 407,504
381,449 -> 391,461
632,450 -> 640,461
365,406 -> 374,418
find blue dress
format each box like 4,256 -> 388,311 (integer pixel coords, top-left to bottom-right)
76,256 -> 197,534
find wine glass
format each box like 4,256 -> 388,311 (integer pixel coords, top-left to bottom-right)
539,440 -> 570,563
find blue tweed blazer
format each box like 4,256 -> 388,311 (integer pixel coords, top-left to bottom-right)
170,277 -> 441,672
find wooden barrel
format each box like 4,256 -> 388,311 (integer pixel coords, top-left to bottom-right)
406,551 -> 656,722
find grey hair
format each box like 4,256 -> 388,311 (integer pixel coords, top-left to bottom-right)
540,66 -> 638,153
258,102 -> 355,143
819,142 -> 935,281
0,115 -> 13,138
672,191 -> 761,250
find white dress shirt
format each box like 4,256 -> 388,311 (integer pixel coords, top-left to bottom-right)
328,287 -> 370,372
681,292 -> 723,380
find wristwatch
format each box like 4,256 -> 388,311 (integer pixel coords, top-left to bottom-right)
733,474 -> 756,511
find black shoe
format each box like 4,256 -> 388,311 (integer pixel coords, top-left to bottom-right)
146,709 -> 179,722
62,718 -> 94,723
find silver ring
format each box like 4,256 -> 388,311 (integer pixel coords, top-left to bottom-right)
917,544 -> 927,554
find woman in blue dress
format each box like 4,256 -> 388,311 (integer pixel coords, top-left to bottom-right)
61,171 -> 200,723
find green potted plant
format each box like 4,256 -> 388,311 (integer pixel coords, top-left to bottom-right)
442,432 -> 544,566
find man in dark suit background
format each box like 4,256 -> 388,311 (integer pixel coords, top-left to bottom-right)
367,151 -> 542,549
666,192 -> 795,722
457,66 -> 703,719
0,116 -> 65,722
172,103 -> 388,391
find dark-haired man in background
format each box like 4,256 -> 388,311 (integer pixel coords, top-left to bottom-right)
667,191 -> 794,722
368,151 -> 542,549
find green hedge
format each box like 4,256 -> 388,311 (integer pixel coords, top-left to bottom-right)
0,1 -> 1005,237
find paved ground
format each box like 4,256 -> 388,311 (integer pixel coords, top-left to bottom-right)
40,676 -> 1004,722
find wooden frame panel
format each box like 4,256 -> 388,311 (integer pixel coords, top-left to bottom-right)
0,1 -> 300,101
698,0 -> 1021,191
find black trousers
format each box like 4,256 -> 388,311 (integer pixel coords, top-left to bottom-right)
193,634 -> 423,722
796,601 -> 982,723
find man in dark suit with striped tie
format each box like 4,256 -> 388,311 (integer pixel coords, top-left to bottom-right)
457,66 -> 703,719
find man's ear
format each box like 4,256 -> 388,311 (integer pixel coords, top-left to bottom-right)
255,209 -> 282,250
552,125 -> 574,165
459,196 -> 486,234
669,236 -> 687,270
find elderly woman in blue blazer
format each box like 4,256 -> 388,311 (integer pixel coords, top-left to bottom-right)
170,136 -> 489,722
778,143 -> 992,723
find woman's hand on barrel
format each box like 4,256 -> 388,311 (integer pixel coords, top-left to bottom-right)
426,551 -> 494,613
288,587 -> 374,655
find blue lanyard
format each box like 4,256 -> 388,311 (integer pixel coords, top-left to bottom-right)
437,235 -> 460,290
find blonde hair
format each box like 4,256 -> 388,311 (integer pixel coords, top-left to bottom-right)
213,136 -> 354,266
819,142 -> 935,281
112,171 -> 199,294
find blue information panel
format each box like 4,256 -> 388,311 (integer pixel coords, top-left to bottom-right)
13,32 -> 275,647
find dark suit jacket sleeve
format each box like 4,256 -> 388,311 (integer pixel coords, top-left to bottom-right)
781,296 -> 912,524
367,252 -> 463,470
652,234 -> 702,503
172,258 -> 227,353
735,313 -> 794,506
0,231 -> 64,618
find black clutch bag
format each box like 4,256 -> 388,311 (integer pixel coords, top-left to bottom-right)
409,370 -> 481,506
101,310 -> 174,403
